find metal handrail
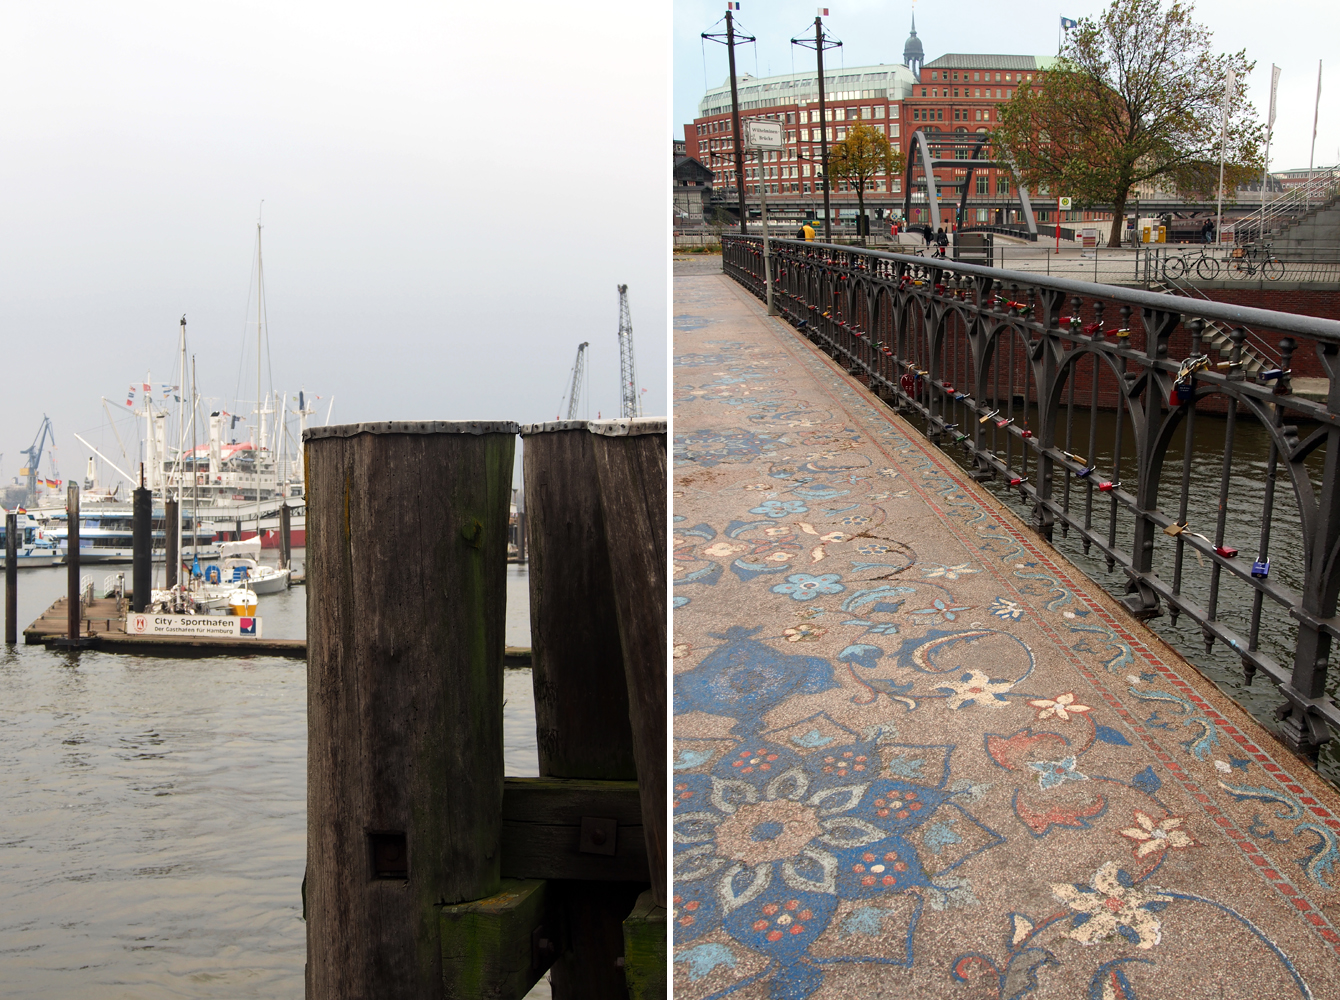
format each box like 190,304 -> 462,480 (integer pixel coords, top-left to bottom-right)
725,233 -> 1340,759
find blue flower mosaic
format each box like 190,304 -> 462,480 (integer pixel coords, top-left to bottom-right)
772,573 -> 845,602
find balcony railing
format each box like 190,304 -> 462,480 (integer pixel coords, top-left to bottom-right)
723,234 -> 1340,765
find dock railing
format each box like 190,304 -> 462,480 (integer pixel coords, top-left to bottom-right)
724,234 -> 1340,759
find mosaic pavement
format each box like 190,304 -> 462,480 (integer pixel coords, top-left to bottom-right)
672,264 -> 1340,999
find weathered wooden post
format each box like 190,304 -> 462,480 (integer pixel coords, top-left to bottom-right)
165,498 -> 179,590
521,421 -> 644,999
304,420 -> 523,999
279,502 -> 292,573
589,418 -> 667,1000
132,486 -> 152,612
5,511 -> 16,644
67,485 -> 80,640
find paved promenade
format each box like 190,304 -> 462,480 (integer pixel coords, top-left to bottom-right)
671,256 -> 1340,999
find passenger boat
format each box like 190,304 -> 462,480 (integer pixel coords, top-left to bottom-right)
0,511 -> 61,567
45,505 -> 222,563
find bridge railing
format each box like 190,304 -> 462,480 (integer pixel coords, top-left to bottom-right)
723,234 -> 1340,758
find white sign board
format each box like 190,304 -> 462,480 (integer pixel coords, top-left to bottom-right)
1058,196 -> 1073,210
126,613 -> 263,638
744,120 -> 785,150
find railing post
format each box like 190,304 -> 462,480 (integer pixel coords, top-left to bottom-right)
1281,337 -> 1338,754
304,420 -> 518,999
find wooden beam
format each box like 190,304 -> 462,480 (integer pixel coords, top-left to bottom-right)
622,889 -> 667,1000
440,878 -> 551,1000
501,778 -> 649,882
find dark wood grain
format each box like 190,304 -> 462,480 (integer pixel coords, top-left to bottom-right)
304,422 -> 516,1000
522,428 -> 637,780
591,426 -> 668,907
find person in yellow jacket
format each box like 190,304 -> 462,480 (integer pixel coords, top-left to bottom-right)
801,221 -> 816,241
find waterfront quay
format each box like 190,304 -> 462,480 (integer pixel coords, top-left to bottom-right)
672,252 -> 1340,998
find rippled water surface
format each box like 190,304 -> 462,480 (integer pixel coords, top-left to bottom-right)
0,555 -> 537,998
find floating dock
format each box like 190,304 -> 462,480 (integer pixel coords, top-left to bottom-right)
22,595 -> 535,664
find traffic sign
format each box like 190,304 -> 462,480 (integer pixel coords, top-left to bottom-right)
1058,196 -> 1073,210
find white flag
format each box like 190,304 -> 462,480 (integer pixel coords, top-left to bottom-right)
1268,64 -> 1281,129
1223,65 -> 1236,115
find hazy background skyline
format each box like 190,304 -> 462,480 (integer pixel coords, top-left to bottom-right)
3,2 -> 669,494
675,0 -> 1339,178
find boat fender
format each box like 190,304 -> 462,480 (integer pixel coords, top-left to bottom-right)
205,564 -> 221,585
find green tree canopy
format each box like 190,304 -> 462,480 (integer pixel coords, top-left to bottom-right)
827,118 -> 906,245
993,0 -> 1261,246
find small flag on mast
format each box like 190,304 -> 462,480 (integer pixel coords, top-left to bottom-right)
1060,16 -> 1077,30
1268,63 -> 1281,129
818,7 -> 829,14
726,1 -> 739,8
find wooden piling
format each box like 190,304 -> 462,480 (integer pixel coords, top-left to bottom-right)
280,502 -> 292,573
132,487 -> 151,612
590,419 -> 668,908
304,420 -> 517,1000
67,485 -> 80,640
165,498 -> 179,590
521,422 -> 637,780
521,421 -> 643,1000
5,511 -> 16,644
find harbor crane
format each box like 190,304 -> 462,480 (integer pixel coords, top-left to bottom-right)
20,415 -> 55,500
617,284 -> 640,419
560,342 -> 589,420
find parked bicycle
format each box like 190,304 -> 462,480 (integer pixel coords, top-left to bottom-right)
1163,246 -> 1221,281
1229,242 -> 1285,280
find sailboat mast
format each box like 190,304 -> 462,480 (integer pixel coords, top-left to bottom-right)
191,355 -> 200,563
176,317 -> 186,584
256,220 -> 263,545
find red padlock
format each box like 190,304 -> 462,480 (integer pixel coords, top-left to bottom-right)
1099,481 -> 1118,492
1214,545 -> 1239,558
1010,476 -> 1026,486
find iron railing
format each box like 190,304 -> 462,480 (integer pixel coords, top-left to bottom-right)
723,234 -> 1340,758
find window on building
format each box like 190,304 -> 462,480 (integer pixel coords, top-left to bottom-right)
996,176 -> 1010,194
803,182 -> 811,193
932,88 -> 938,97
802,164 -> 811,177
892,178 -> 902,193
976,110 -> 982,121
1026,74 -> 1033,81
874,106 -> 884,118
977,175 -> 988,194
836,127 -> 846,139
995,73 -> 1001,82
937,109 -> 944,120
890,123 -> 900,138
952,88 -> 959,97
920,87 -> 927,97
931,71 -> 938,80
861,106 -> 871,118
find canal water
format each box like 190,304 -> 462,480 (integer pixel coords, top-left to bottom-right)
0,555 -> 538,998
945,405 -> 1340,782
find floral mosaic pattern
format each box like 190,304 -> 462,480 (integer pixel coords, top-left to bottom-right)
673,271 -> 1340,997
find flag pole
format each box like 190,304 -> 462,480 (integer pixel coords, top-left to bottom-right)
1259,64 -> 1279,239
1309,60 -> 1323,209
1215,65 -> 1234,248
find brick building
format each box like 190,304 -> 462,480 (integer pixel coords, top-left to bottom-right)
681,20 -> 1114,233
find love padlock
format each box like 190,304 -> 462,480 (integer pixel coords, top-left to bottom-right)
1171,382 -> 1194,405
979,409 -> 1000,425
1010,476 -> 1026,487
1215,545 -> 1238,558
1099,480 -> 1119,492
1251,557 -> 1270,579
995,417 -> 1014,428
1083,321 -> 1102,336
1077,467 -> 1095,478
1020,429 -> 1034,439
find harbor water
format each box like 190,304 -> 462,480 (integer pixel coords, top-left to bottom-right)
0,556 -> 538,998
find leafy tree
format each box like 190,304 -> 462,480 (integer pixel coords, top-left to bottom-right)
827,118 -> 906,245
993,0 -> 1261,247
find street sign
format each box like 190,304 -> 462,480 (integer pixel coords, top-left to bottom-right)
744,119 -> 785,150
126,613 -> 263,638
1058,196 -> 1073,210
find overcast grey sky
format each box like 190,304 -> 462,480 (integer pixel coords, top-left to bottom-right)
675,0 -> 1339,174
3,2 -> 668,491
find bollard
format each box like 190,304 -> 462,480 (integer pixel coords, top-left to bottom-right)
132,487 -> 151,612
304,420 -> 517,1000
521,421 -> 642,1000
589,419 -> 668,908
165,499 -> 179,590
67,485 -> 80,640
279,503 -> 292,574
5,511 -> 16,644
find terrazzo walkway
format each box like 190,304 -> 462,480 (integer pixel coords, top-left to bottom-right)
671,259 -> 1340,1000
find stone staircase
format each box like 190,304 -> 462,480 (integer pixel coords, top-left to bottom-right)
1147,273 -> 1275,376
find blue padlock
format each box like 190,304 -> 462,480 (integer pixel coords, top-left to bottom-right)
1251,557 -> 1270,579
1077,466 -> 1094,478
